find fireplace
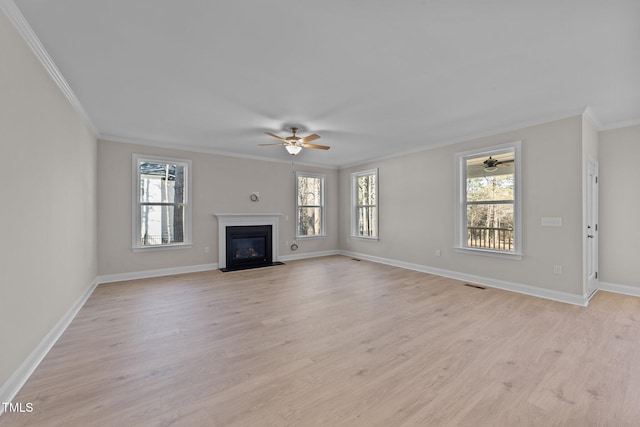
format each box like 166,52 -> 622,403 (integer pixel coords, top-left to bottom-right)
225,225 -> 272,271
214,213 -> 282,271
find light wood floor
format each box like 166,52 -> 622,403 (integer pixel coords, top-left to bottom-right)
3,255 -> 640,426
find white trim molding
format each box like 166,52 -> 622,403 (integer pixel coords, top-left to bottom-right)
99,134 -> 339,170
97,263 -> 218,285
214,213 -> 282,269
279,250 -> 340,262
599,282 -> 640,298
97,252 -> 346,284
582,107 -> 603,130
0,0 -> 97,135
0,279 -> 99,415
339,251 -> 589,306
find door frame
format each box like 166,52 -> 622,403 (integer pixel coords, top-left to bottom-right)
586,157 -> 599,298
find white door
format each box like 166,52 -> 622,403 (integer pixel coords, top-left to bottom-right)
586,159 -> 599,298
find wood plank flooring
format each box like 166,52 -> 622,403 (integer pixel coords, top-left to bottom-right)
2,255 -> 640,426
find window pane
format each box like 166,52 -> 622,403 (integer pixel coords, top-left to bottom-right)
298,207 -> 322,236
357,206 -> 377,237
457,144 -> 520,255
466,203 -> 513,250
139,162 -> 185,203
298,176 -> 321,206
466,152 -> 514,202
140,205 -> 185,245
357,174 -> 376,205
466,175 -> 513,202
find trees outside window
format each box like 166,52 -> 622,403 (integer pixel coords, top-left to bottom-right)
456,142 -> 521,257
296,172 -> 325,237
351,169 -> 378,238
133,155 -> 191,249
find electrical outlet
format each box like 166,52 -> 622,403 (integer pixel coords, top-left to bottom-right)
204,246 -> 209,253
553,265 -> 563,275
435,249 -> 441,257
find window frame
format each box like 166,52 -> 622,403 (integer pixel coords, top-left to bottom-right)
455,141 -> 522,259
295,171 -> 326,239
132,154 -> 192,251
351,168 -> 379,240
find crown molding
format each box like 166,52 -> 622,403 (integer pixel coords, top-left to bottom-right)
338,108 -> 589,169
0,0 -> 97,135
582,107 -> 640,131
582,106 -> 603,130
600,117 -> 640,131
99,133 -> 339,170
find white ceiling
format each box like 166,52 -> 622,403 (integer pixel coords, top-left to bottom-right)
10,0 -> 640,168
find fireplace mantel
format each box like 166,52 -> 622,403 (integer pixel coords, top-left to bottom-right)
214,213 -> 282,268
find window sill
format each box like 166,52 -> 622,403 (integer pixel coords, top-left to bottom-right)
455,247 -> 522,260
350,235 -> 379,242
295,235 -> 327,240
132,244 -> 192,253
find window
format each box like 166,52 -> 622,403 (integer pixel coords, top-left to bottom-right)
456,142 -> 521,257
133,155 -> 191,249
296,172 -> 325,237
351,168 -> 378,238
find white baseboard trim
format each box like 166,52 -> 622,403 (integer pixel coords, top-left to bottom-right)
278,250 -> 340,262
599,281 -> 640,298
339,250 -> 589,307
97,252 -> 341,284
0,278 -> 99,415
97,263 -> 218,284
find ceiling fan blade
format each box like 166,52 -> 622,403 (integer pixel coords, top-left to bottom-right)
301,143 -> 330,150
258,142 -> 285,146
300,134 -> 321,144
264,131 -> 288,142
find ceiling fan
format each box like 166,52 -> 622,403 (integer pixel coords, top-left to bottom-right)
483,156 -> 514,172
259,127 -> 330,155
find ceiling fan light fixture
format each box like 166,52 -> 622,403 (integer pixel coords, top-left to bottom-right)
484,166 -> 498,172
285,145 -> 302,155
260,127 -> 329,154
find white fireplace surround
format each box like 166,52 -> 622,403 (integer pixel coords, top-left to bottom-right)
214,213 -> 282,269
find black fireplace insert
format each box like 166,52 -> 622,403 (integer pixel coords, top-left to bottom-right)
222,225 -> 282,271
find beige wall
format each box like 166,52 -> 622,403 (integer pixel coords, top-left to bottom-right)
0,10 -> 98,389
339,116 -> 586,296
98,140 -> 338,276
599,124 -> 640,288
